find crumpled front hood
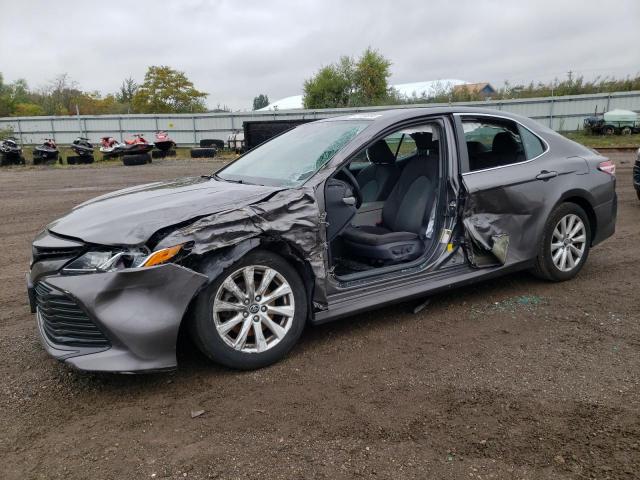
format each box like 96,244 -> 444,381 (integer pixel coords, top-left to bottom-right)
48,176 -> 281,246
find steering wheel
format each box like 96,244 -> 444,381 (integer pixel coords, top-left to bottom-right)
338,166 -> 363,209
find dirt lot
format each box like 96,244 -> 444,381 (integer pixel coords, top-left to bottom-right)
0,153 -> 638,479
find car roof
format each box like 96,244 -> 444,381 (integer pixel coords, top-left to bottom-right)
318,106 -> 551,134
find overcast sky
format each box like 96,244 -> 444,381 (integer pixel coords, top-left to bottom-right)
1,0 -> 638,110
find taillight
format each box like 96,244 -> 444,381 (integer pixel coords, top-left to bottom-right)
598,160 -> 616,176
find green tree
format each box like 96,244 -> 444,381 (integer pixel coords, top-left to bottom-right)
302,49 -> 392,108
252,94 -> 270,110
116,77 -> 138,104
303,63 -> 352,109
352,48 -> 391,105
132,66 -> 207,113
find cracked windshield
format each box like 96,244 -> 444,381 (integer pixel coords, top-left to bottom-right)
217,121 -> 370,186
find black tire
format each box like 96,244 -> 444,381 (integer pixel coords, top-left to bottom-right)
636,190 -> 640,201
190,250 -> 307,370
67,155 -> 78,165
531,203 -> 591,282
190,147 -> 216,158
603,126 -> 615,135
80,155 -> 94,164
167,149 -> 176,157
200,139 -> 225,149
151,150 -> 164,159
621,127 -> 632,135
122,153 -> 151,166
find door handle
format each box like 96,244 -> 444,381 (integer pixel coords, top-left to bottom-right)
342,196 -> 356,206
536,170 -> 558,180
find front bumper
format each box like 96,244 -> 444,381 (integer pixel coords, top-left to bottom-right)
29,264 -> 207,372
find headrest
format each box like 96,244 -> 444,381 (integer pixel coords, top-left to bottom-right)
492,131 -> 519,154
367,140 -> 395,164
466,141 -> 485,155
410,132 -> 433,150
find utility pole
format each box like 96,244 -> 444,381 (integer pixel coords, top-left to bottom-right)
567,70 -> 573,83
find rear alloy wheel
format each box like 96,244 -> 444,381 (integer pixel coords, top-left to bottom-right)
532,203 -> 591,281
191,250 -> 306,369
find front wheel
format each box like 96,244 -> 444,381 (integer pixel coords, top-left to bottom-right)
191,250 -> 307,370
532,203 -> 591,282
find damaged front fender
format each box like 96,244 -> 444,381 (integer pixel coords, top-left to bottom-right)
158,188 -> 329,306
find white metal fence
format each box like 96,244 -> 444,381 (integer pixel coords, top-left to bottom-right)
1,91 -> 639,146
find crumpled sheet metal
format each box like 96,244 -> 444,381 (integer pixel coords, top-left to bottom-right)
158,188 -> 328,304
45,264 -> 208,371
462,186 -> 544,266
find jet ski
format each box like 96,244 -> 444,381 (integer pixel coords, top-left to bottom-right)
154,131 -> 175,152
99,136 -> 125,158
33,138 -> 59,165
68,137 -> 95,164
0,137 -> 25,166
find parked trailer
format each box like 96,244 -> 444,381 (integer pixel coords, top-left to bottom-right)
242,119 -> 316,152
584,109 -> 640,135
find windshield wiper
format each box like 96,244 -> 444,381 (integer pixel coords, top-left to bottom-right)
213,173 -> 243,184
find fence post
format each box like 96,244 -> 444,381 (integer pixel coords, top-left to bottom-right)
155,116 -> 159,132
548,98 -> 554,129
118,116 -> 123,142
192,116 -> 197,146
606,94 -> 611,112
50,118 -> 56,141
16,118 -> 23,144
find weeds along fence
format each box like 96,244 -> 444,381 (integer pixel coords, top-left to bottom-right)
1,90 -> 639,146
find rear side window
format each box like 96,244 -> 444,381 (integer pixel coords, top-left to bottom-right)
518,125 -> 546,159
462,118 -> 526,172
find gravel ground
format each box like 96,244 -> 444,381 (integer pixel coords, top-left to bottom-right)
0,153 -> 638,479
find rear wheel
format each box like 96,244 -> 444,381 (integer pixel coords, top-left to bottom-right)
532,203 -> 591,281
191,250 -> 306,370
621,127 -> 632,135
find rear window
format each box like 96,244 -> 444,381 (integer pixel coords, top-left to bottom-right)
518,125 -> 546,159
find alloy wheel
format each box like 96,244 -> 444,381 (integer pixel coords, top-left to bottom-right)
551,214 -> 586,272
212,265 -> 295,353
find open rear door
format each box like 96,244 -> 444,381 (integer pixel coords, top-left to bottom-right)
453,114 -> 577,268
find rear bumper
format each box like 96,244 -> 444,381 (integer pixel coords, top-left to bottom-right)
30,264 -> 207,373
592,192 -> 617,247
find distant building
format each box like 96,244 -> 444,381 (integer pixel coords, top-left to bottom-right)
452,82 -> 496,98
259,79 -> 471,111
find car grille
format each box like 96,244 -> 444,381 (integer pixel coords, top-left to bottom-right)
31,245 -> 84,265
35,282 -> 110,348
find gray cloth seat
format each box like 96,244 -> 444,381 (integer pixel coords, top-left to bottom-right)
343,153 -> 436,263
356,140 -> 399,202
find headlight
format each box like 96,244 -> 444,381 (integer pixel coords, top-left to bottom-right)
62,244 -> 185,274
62,249 -> 148,273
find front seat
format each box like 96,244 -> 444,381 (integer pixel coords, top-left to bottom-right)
342,155 -> 436,263
355,140 -> 399,203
